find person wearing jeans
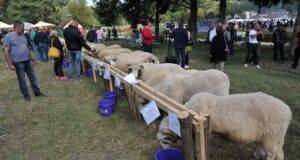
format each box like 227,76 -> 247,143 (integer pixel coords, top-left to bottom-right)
34,27 -> 49,62
68,51 -> 82,79
4,22 -> 46,101
170,20 -> 188,68
63,20 -> 95,81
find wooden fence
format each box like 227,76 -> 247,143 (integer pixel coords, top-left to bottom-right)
81,53 -> 210,160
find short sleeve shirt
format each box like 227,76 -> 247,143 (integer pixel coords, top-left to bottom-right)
3,32 -> 30,63
248,29 -> 258,44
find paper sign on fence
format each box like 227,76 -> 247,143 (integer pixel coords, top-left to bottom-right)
114,76 -> 121,87
140,100 -> 161,125
103,67 -> 111,80
124,73 -> 139,85
168,111 -> 181,137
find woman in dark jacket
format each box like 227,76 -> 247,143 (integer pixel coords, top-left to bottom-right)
50,30 -> 66,80
210,25 -> 228,72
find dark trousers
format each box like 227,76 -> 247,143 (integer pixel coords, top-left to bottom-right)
274,44 -> 285,62
14,60 -> 41,98
143,43 -> 152,53
245,43 -> 259,65
185,52 -> 190,65
175,48 -> 186,68
292,48 -> 300,69
54,56 -> 64,77
228,41 -> 235,55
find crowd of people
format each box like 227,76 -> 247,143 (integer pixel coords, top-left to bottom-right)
2,19 -> 299,101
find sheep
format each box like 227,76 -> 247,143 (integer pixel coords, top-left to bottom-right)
106,44 -> 122,50
158,92 -> 292,160
97,48 -> 132,60
112,52 -> 159,72
151,69 -> 230,105
128,63 -> 184,82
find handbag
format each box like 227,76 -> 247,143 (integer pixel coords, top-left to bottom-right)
48,38 -> 60,58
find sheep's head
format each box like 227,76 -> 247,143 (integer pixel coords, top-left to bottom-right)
127,64 -> 144,79
104,55 -> 117,65
145,56 -> 159,64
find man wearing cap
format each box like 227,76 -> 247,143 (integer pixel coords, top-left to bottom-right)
4,21 -> 46,101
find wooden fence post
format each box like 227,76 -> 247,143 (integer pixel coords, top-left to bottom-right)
178,111 -> 195,160
194,115 -> 210,160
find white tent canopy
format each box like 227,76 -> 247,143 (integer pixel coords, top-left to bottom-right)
0,22 -> 13,29
32,21 -> 55,28
23,22 -> 33,30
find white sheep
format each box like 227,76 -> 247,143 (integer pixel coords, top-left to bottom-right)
112,52 -> 159,72
151,69 -> 230,104
158,92 -> 292,160
97,48 -> 132,60
128,63 -> 185,82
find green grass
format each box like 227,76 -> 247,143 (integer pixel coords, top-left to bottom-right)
0,41 -> 299,160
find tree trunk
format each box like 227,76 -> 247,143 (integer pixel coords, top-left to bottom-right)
218,0 -> 227,23
155,0 -> 160,42
190,0 -> 198,42
289,2 -> 300,57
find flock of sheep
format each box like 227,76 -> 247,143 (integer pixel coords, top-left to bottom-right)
82,43 -> 292,160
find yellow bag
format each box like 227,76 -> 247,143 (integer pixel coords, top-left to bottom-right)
48,38 -> 60,58
48,47 -> 60,58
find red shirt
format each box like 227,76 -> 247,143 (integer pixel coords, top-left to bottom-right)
297,32 -> 300,48
142,26 -> 154,45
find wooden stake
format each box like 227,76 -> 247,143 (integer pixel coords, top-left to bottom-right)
108,79 -> 113,91
92,67 -> 97,82
194,116 -> 206,160
178,111 -> 195,160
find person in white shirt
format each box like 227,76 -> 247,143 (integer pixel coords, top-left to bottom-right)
244,22 -> 262,68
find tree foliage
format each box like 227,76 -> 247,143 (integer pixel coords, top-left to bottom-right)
4,0 -> 69,23
67,0 -> 98,27
93,0 -> 120,26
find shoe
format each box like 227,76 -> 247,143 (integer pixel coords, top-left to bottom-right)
0,129 -> 8,138
24,95 -> 31,101
55,76 -> 60,80
35,93 -> 47,97
75,78 -> 81,82
244,64 -> 248,67
256,65 -> 261,69
185,65 -> 190,69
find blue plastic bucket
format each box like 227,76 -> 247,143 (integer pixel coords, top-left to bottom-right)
62,59 -> 69,68
154,148 -> 185,160
85,68 -> 93,77
104,91 -> 118,102
98,99 -> 115,117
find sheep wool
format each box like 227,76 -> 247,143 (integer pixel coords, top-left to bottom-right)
152,69 -> 230,104
184,92 -> 291,160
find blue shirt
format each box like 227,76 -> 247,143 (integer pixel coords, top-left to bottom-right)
3,32 -> 30,63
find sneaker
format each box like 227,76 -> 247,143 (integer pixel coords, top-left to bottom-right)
55,76 -> 60,80
35,93 -> 47,97
185,65 -> 190,69
244,64 -> 248,67
256,65 -> 261,69
75,78 -> 81,82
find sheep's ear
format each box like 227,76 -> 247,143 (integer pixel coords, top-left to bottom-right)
127,63 -> 132,67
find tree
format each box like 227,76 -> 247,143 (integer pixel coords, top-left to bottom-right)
218,0 -> 226,23
120,0 -> 153,25
169,0 -> 199,42
93,0 -> 120,26
67,0 -> 98,27
4,0 -> 69,24
154,0 -> 170,40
